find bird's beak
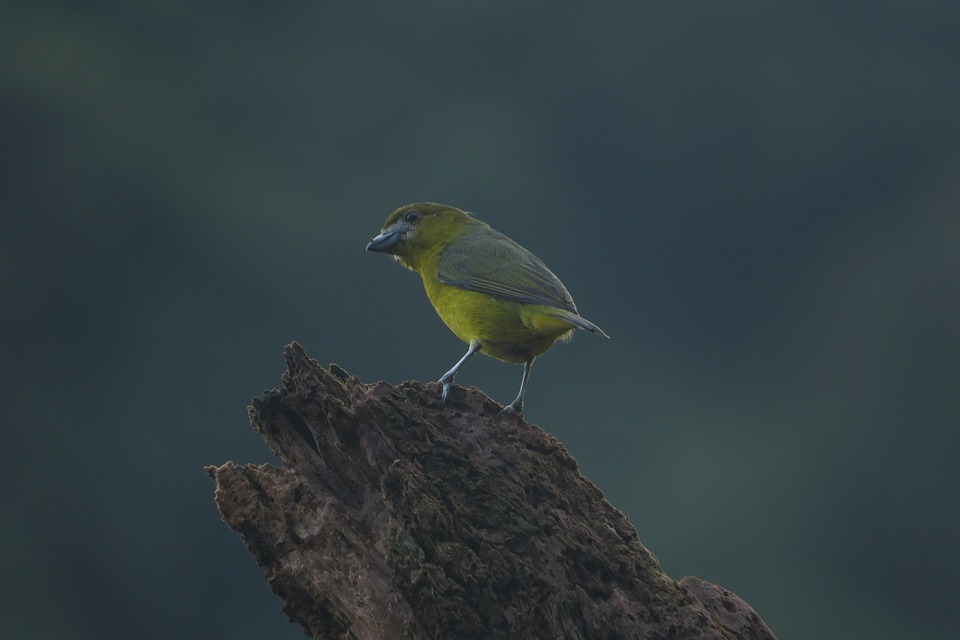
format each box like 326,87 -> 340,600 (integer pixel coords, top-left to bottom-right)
366,222 -> 408,253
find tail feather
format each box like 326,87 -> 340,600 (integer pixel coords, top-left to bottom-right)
550,309 -> 609,338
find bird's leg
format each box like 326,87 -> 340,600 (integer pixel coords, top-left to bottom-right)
502,357 -> 535,415
438,340 -> 481,404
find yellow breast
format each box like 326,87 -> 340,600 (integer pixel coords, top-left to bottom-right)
421,270 -> 574,364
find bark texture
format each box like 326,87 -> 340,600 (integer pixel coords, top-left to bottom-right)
207,342 -> 776,639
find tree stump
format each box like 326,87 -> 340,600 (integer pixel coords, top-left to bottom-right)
206,342 -> 776,639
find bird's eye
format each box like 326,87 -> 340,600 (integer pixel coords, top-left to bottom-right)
404,210 -> 421,224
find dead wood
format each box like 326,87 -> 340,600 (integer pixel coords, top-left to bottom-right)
207,342 -> 776,639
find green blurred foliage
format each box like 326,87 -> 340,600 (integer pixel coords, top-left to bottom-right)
2,3 -> 958,639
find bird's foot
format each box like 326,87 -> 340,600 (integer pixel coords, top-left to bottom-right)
497,399 -> 523,417
438,374 -> 454,404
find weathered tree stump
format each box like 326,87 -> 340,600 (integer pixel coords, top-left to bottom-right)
207,342 -> 776,639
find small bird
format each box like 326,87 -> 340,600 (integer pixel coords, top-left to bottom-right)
366,202 -> 608,414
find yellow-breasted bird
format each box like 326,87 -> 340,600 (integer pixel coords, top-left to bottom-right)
366,202 -> 608,414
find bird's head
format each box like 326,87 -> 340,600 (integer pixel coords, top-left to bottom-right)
366,202 -> 478,271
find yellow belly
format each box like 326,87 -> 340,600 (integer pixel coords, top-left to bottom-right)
422,277 -> 574,363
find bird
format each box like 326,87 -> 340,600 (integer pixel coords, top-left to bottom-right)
366,202 -> 607,415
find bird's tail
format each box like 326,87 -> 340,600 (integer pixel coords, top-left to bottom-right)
549,309 -> 610,338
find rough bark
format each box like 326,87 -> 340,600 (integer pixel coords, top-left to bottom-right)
207,342 -> 776,640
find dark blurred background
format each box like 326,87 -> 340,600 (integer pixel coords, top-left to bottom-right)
3,3 -> 958,639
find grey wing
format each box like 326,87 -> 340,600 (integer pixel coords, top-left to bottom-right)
437,227 -> 579,313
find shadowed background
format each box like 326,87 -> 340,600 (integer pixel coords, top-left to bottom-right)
3,3 -> 958,639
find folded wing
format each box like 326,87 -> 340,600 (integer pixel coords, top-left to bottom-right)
437,226 -> 579,312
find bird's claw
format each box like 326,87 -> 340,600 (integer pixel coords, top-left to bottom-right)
439,375 -> 454,404
497,400 -> 523,417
